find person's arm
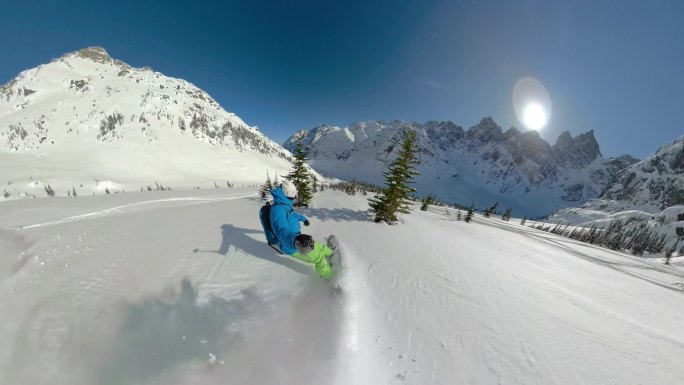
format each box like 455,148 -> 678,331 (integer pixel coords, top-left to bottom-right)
294,211 -> 308,224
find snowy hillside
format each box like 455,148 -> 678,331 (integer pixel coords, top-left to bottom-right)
284,119 -> 639,217
541,136 -> 684,253
0,47 -> 294,198
598,135 -> 684,212
2,189 -> 684,385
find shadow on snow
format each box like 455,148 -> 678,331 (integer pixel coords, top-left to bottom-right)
301,207 -> 369,223
193,224 -> 312,276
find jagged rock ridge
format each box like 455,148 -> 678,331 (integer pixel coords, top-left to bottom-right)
285,118 -> 641,216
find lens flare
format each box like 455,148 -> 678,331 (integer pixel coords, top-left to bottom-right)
513,78 -> 551,130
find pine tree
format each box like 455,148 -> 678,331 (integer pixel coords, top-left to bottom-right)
287,137 -> 313,206
368,130 -> 420,223
457,209 -> 462,221
502,207 -> 512,221
464,203 -> 475,223
420,194 -> 434,211
520,215 -> 527,226
483,202 -> 498,218
259,171 -> 273,200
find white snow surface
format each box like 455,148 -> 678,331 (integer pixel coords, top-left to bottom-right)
2,190 -> 684,384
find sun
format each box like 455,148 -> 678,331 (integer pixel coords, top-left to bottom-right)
522,102 -> 547,130
513,77 -> 552,131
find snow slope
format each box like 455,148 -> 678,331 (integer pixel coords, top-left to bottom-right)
1,190 -> 684,384
0,47 -> 295,199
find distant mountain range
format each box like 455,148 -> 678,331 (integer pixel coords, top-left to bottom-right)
284,119 -> 681,216
0,47 -> 293,198
2,46 -> 680,215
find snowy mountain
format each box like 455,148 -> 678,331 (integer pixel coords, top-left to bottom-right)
544,136 -> 683,244
284,118 -> 639,217
595,135 -> 684,212
1,189 -> 683,384
0,47 -> 294,198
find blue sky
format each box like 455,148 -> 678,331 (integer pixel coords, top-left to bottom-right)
1,0 -> 682,158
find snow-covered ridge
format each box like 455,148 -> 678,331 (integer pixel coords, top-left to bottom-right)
285,118 -> 640,217
597,135 -> 684,212
0,47 -> 295,198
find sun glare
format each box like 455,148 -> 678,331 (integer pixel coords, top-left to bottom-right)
513,77 -> 552,131
522,103 -> 547,130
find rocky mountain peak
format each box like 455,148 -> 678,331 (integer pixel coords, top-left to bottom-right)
67,46 -> 114,64
466,116 -> 504,142
504,127 -> 520,139
552,129 -> 602,167
555,131 -> 573,147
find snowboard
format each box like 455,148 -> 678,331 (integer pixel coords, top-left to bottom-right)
326,235 -> 343,286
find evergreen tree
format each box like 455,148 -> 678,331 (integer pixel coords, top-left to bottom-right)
457,209 -> 462,221
368,130 -> 420,223
484,202 -> 498,217
464,203 -> 475,223
259,171 -> 273,200
520,215 -> 527,226
420,194 -> 434,211
502,207 -> 512,221
287,137 -> 313,206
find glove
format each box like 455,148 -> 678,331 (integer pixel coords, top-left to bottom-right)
303,219 -> 310,226
294,234 -> 315,254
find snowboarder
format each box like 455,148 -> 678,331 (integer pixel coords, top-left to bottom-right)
264,179 -> 335,279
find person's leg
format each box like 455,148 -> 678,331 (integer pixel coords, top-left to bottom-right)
292,241 -> 333,279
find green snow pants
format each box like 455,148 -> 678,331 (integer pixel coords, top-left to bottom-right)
292,241 -> 334,279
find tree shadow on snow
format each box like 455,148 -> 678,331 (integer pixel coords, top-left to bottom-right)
194,224 -> 311,276
301,207 -> 369,222
98,279 -> 266,385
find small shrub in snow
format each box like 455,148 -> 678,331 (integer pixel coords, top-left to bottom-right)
464,204 -> 475,223
502,207 -> 512,221
98,112 -> 124,139
484,202 -> 498,218
420,194 -> 435,211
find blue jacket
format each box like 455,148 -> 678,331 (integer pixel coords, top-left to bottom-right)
270,185 -> 308,255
